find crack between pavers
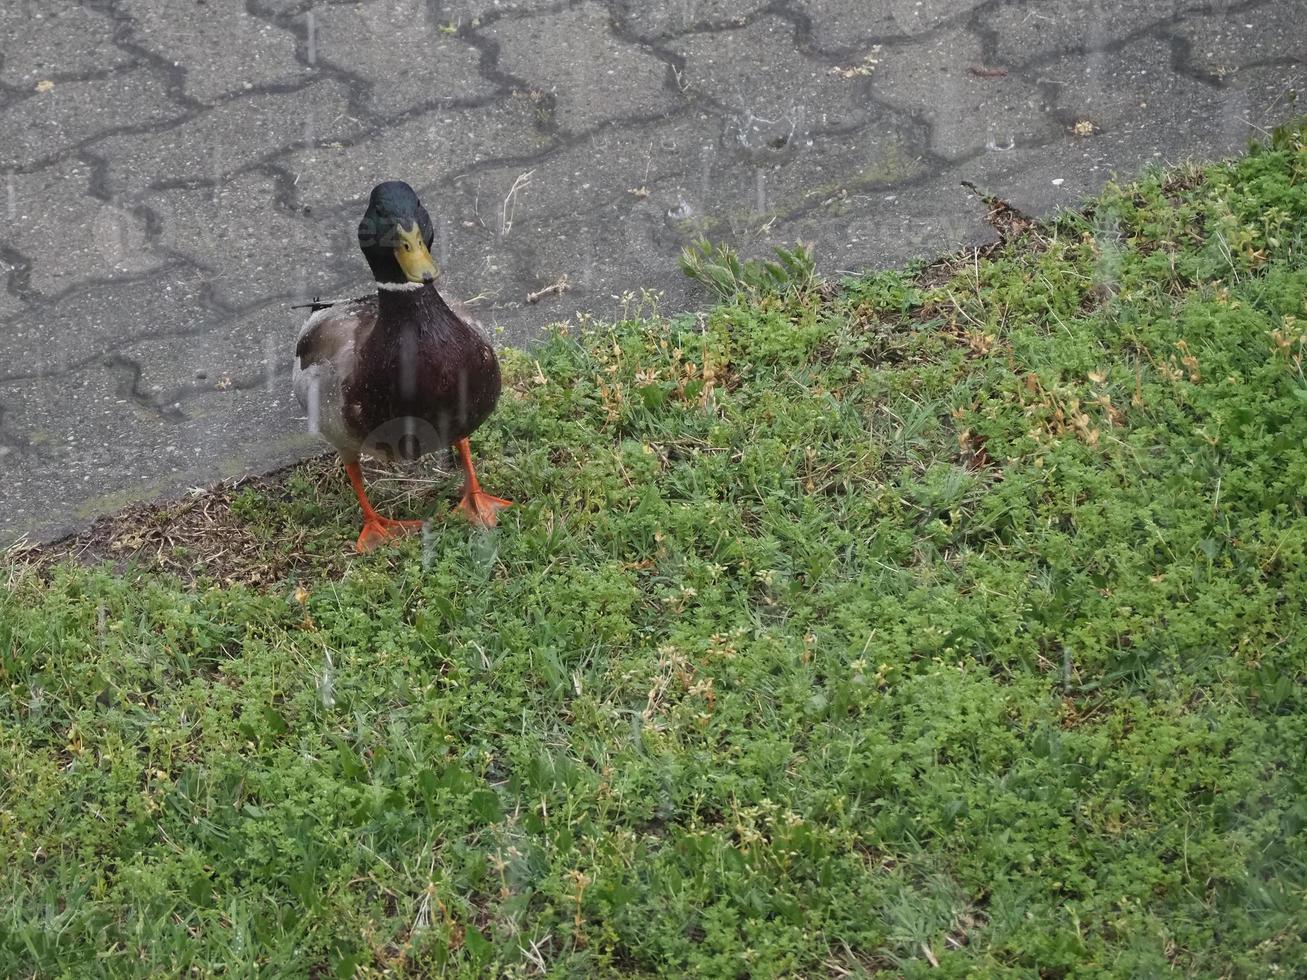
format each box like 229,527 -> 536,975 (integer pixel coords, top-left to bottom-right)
1002,0 -> 1271,77
75,148 -> 116,203
602,0 -> 815,50
0,61 -> 150,112
457,20 -> 554,111
0,259 -> 229,335
104,86 -> 525,202
4,102 -> 194,176
0,271 -> 357,388
1231,55 -> 1307,73
101,354 -> 188,422
243,0 -> 509,130
245,0 -> 380,123
7,69 -> 381,177
749,127 -> 1072,234
156,360 -> 296,411
0,244 -> 38,303
104,5 -> 213,113
0,401 -> 39,454
0,321 -> 208,386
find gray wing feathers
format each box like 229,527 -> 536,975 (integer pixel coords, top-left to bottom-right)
291,297 -> 376,460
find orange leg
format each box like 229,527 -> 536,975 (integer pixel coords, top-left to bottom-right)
344,461 -> 424,553
454,438 -> 512,527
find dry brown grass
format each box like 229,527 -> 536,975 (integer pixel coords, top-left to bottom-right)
7,452 -> 462,588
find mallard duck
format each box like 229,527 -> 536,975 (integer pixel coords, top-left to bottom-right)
292,180 -> 511,552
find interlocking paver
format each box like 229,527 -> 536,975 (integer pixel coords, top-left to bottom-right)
797,0 -> 989,50
0,2 -> 133,87
1046,37 -> 1230,148
985,1 -> 1177,67
434,0 -> 564,25
145,173 -> 335,309
0,362 -> 318,541
870,27 -> 1059,160
670,15 -> 874,128
88,80 -> 358,195
6,159 -> 166,295
0,269 -> 215,381
119,0 -> 304,104
485,3 -> 679,133
692,112 -> 929,232
0,290 -> 27,321
281,96 -> 550,214
0,70 -> 185,170
1172,4 -> 1307,74
608,0 -> 771,40
115,302 -> 306,401
1226,65 -> 1307,116
307,3 -> 493,116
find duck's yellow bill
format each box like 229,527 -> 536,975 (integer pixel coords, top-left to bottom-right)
394,223 -> 439,283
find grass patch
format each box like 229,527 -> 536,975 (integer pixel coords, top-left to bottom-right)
3,121 -> 1307,977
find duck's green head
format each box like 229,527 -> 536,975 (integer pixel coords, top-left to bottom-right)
357,180 -> 439,286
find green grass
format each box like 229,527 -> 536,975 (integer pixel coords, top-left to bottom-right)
4,121 -> 1307,977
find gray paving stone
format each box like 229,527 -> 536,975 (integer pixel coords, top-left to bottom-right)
1173,4 -> 1307,74
0,268 -> 216,381
144,173 -> 336,309
282,96 -> 550,214
0,70 -> 185,170
431,0 -> 564,26
1225,65 -> 1307,126
0,364 -> 152,510
608,0 -> 770,40
6,159 -> 165,296
948,91 -> 1226,222
798,0 -> 989,50
1046,37 -> 1230,148
447,112 -> 707,228
0,289 -> 27,321
119,0 -> 305,104
485,3 -> 679,133
0,2 -> 133,87
248,0 -> 318,19
116,301 -> 306,402
783,180 -> 998,273
456,192 -> 701,328
427,113 -> 714,321
678,113 -> 929,234
670,15 -> 875,130
870,27 -> 1060,160
0,363 -> 318,544
986,0 -> 1183,68
89,80 -> 358,194
308,3 -> 492,116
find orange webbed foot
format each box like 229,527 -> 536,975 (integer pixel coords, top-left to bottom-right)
456,490 -> 512,528
354,516 -> 426,553
452,438 -> 512,528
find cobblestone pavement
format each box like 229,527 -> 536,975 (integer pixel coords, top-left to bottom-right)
1,0 -> 1303,544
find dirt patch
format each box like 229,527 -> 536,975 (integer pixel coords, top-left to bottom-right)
6,454 -> 364,588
